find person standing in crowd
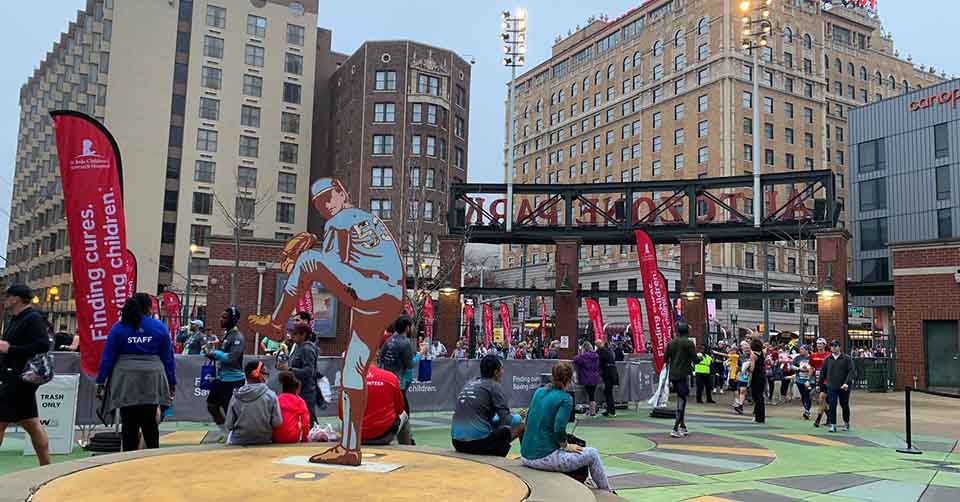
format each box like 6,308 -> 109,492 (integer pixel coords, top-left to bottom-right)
521,362 -> 613,493
95,293 -> 176,452
451,354 -> 524,456
225,361 -> 282,445
452,341 -> 467,359
596,339 -> 619,417
358,351 -> 413,446
694,344 -> 715,404
430,338 -> 447,359
664,326 -> 699,437
749,338 -> 766,424
725,345 -> 740,392
179,320 -> 202,355
819,340 -> 856,432
792,345 -> 813,419
765,344 -> 779,404
279,325 -> 318,426
205,306 -> 246,440
546,340 -> 560,360
733,341 -> 751,415
0,285 -> 52,466
710,342 -> 726,395
572,342 -> 601,417
53,324 -> 78,352
381,316 -> 416,421
273,372 -> 310,443
809,338 -> 831,427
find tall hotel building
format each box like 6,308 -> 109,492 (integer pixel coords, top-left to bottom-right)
6,0 -> 319,327
499,0 -> 942,335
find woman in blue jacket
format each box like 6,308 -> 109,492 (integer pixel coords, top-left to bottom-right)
96,293 -> 176,451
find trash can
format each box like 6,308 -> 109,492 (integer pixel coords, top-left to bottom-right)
865,365 -> 887,393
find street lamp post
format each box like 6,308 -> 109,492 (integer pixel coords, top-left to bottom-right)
184,243 -> 199,325
731,312 -> 739,341
740,0 -> 773,340
501,8 -> 527,234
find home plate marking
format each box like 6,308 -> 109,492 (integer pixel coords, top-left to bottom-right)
275,456 -> 404,473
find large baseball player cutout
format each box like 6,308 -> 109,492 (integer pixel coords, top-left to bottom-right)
249,178 -> 404,465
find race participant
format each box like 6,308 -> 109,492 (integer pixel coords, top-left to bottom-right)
809,338 -> 830,427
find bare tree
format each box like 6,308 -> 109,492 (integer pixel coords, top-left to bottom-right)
213,169 -> 276,305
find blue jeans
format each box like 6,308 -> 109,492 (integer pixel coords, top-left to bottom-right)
826,388 -> 851,425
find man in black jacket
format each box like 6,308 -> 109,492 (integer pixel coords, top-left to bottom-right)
597,339 -> 619,417
0,285 -> 51,465
818,340 -> 856,433
281,325 -> 318,425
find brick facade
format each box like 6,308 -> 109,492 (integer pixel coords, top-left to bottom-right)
892,240 -> 960,390
679,236 -> 707,345
207,235 -> 351,356
816,230 -> 849,347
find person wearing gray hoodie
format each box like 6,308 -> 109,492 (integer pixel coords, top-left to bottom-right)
225,361 -> 282,446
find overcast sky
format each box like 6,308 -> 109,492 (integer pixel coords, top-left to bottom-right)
1,1 -> 958,259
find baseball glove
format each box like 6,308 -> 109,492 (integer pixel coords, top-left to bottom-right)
280,232 -> 317,273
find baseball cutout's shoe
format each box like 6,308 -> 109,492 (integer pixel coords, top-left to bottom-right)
309,445 -> 361,466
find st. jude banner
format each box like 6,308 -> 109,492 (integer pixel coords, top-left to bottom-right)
482,304 -> 493,348
626,297 -> 646,354
51,111 -> 133,377
584,298 -> 604,343
498,303 -> 512,346
635,230 -> 674,408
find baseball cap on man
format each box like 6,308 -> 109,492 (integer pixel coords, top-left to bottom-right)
190,320 -> 204,328
5,284 -> 33,302
830,340 -> 841,347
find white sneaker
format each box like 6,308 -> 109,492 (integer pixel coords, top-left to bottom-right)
670,430 -> 684,438
679,426 -> 689,436
841,423 -> 850,432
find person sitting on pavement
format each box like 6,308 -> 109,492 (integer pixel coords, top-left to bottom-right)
273,371 -> 311,444
521,362 -> 614,492
451,354 -> 524,457
352,351 -> 412,446
225,360 -> 282,446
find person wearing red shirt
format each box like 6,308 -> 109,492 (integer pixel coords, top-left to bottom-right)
273,372 -> 310,444
808,338 -> 831,427
339,361 -> 412,445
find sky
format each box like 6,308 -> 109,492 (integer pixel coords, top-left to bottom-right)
1,0 -> 958,260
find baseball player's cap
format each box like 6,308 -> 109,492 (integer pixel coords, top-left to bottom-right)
310,178 -> 343,200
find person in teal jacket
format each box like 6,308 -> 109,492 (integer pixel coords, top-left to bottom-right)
205,306 -> 246,439
520,362 -> 613,492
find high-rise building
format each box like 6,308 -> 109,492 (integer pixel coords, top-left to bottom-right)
5,0 -> 319,328
318,41 -> 472,279
499,0 -> 943,335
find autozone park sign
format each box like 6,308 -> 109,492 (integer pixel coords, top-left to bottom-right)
463,188 -> 811,227
909,87 -> 960,112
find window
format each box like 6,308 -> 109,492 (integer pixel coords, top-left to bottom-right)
196,129 -> 218,152
784,102 -> 794,119
858,139 -> 885,172
240,105 -> 261,128
674,128 -> 684,145
190,225 -> 211,247
278,173 -> 297,194
422,234 -> 434,254
785,153 -> 795,170
938,209 -> 953,239
163,189 -> 178,211
698,94 -> 708,112
785,128 -> 794,144
285,52 -> 303,75
237,166 -> 257,189
653,40 -> 663,57
653,64 -> 663,81
745,251 -> 755,269
204,36 -> 224,58
280,142 -> 298,163
861,258 -> 888,282
455,147 -> 465,168
804,107 -> 813,124
697,67 -> 710,85
805,157 -> 814,170
455,116 -> 465,137
427,104 -> 438,124
206,5 -> 225,28
373,103 -> 396,123
744,144 -> 753,161
411,135 -> 422,155
375,71 -> 397,91
283,82 -> 301,104
765,149 -> 775,165
247,15 -> 267,37
193,192 -> 213,214
193,160 -> 215,183
860,218 -> 887,251
804,82 -> 813,98
742,91 -> 752,109
276,202 -> 295,224
675,103 -> 685,120
764,122 -> 774,140
235,197 -> 255,220
239,135 -> 259,157
698,120 -> 709,138
787,257 -> 797,274
201,66 -> 221,89
763,97 -> 773,114
652,136 -> 662,152
937,165 -> 951,200
673,154 -> 684,172
423,201 -> 435,221
243,75 -> 263,97
287,24 -> 305,46
426,168 -> 435,188
859,179 -> 886,211
935,123 -> 950,159
245,45 -> 265,67
418,74 -> 441,96
698,146 -> 708,164
675,53 -> 686,71
373,135 -> 394,154
281,112 -> 300,134
743,117 -> 752,135
426,136 -> 437,157
199,97 -> 219,120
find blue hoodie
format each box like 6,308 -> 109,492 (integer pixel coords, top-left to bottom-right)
96,317 -> 176,386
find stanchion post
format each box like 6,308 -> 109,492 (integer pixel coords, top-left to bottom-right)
897,386 -> 922,455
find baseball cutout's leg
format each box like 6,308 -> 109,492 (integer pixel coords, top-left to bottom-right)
248,251 -> 324,341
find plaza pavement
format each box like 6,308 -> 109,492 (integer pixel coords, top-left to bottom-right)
1,390 -> 958,501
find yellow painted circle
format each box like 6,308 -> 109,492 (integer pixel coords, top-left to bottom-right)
32,447 -> 530,502
294,472 -> 317,479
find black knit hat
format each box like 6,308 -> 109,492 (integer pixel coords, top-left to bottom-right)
5,284 -> 33,302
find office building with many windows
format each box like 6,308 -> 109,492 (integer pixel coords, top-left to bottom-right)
5,0 -> 319,327
497,0 -> 942,335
